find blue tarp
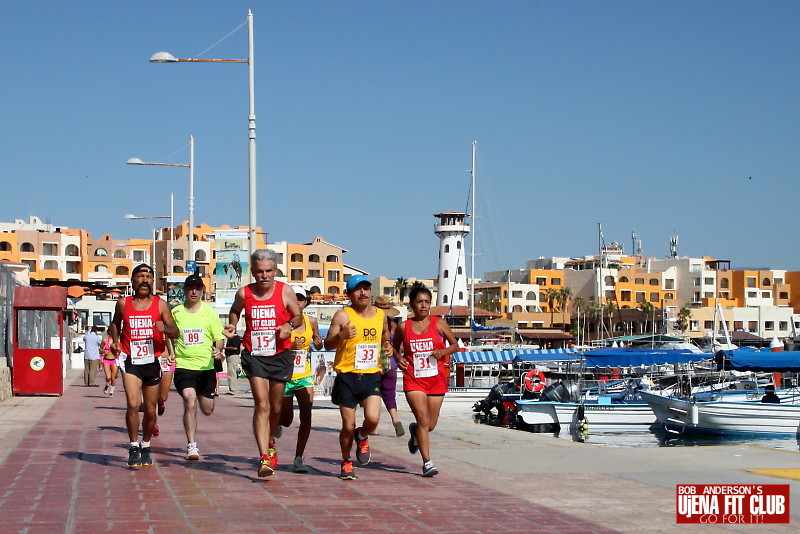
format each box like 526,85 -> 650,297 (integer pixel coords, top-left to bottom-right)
583,347 -> 709,368
714,348 -> 800,372
451,348 -> 579,364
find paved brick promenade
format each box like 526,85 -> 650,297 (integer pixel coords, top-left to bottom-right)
1,370 -> 799,533
0,374 -> 615,534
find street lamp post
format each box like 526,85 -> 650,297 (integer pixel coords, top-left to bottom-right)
149,10 -> 257,266
124,193 -> 174,285
126,135 -> 194,266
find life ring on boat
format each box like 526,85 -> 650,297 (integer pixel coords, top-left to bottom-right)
523,369 -> 546,393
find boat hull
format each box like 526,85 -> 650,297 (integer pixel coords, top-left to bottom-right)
516,400 -> 656,430
641,391 -> 800,436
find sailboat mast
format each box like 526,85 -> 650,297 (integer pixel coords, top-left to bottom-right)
470,140 -> 477,345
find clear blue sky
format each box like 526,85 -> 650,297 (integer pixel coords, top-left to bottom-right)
2,1 -> 799,280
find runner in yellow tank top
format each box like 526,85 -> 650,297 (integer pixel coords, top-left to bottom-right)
277,285 -> 322,473
324,275 -> 394,480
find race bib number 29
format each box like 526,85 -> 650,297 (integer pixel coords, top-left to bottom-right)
131,339 -> 155,365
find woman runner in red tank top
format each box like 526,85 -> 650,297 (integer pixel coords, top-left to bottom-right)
393,285 -> 458,477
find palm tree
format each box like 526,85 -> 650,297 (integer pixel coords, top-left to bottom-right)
638,300 -> 655,334
572,295 -> 586,343
558,286 -> 573,313
677,306 -> 692,332
545,288 -> 560,325
394,277 -> 408,303
409,280 -> 426,292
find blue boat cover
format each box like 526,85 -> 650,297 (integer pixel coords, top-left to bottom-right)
451,348 -> 579,364
583,347 -> 709,368
714,348 -> 800,372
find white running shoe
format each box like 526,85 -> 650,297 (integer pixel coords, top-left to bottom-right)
187,443 -> 200,461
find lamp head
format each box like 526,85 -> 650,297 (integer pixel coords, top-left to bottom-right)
123,214 -> 137,220
149,51 -> 178,63
126,158 -> 145,165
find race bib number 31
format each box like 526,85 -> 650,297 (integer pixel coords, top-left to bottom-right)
355,343 -> 379,370
413,351 -> 438,378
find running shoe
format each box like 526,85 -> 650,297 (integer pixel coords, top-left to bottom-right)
267,446 -> 278,471
258,454 -> 274,477
408,422 -> 419,454
127,445 -> 142,468
274,425 -> 283,439
187,443 -> 200,461
140,446 -> 153,467
103,385 -> 109,395
354,427 -> 370,465
152,424 -> 160,437
340,460 -> 357,480
158,403 -> 166,416
292,457 -> 309,473
394,421 -> 405,437
422,461 -> 439,477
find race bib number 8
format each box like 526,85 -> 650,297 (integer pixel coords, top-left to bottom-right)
413,351 -> 438,378
251,330 -> 276,357
292,349 -> 309,375
355,343 -> 379,370
182,328 -> 205,346
131,339 -> 155,365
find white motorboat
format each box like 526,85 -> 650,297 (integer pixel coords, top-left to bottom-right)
642,348 -> 800,436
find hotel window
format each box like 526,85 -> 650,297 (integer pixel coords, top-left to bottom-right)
133,250 -> 147,263
536,277 -> 546,285
326,255 -> 338,262
720,278 -> 729,288
765,321 -> 774,330
635,278 -> 644,285
95,265 -> 108,273
173,249 -> 184,260
458,266 -> 463,275
734,321 -> 743,330
689,321 -> 699,331
704,321 -> 714,329
0,241 -> 11,251
748,321 -> 757,331
762,278 -> 771,286
291,253 -> 303,262
704,292 -> 713,298
512,291 -> 522,298
779,292 -> 789,299
459,291 -> 464,300
693,278 -> 701,286
93,312 -> 112,327
747,291 -> 756,298
43,260 -> 57,270
526,291 -> 535,300
762,292 -> 770,298
116,266 -> 128,275
443,295 -> 448,304
42,243 -> 58,256
308,269 -> 321,278
664,279 -> 675,290
719,292 -> 730,299
703,277 -> 713,285
291,269 -> 303,281
195,250 -> 207,262
444,245 -> 450,253
619,276 -> 629,283
693,292 -> 700,302
649,279 -> 659,286
779,321 -> 788,331
551,278 -> 561,285
95,248 -> 108,257
650,293 -> 659,302
309,254 -> 320,262
21,242 -> 35,253
635,292 -> 645,303
456,240 -> 461,249
443,270 -> 449,278
621,291 -> 631,301
328,271 -> 340,282
774,277 -> 784,284
114,249 -> 126,258
747,277 -> 756,288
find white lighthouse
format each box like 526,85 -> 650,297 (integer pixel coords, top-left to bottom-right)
434,211 -> 470,307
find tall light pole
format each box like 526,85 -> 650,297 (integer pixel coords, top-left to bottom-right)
149,10 -> 258,265
126,136 -> 194,268
124,194 -> 174,285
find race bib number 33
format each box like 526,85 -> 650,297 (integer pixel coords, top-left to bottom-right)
355,343 -> 379,370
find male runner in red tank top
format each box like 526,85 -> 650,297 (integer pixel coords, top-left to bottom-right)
224,249 -> 302,477
109,264 -> 179,468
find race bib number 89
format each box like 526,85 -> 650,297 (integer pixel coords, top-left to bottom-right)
182,328 -> 205,346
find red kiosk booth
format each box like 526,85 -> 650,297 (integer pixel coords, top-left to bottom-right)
12,286 -> 67,396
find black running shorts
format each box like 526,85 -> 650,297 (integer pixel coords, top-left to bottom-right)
241,349 -> 293,382
331,372 -> 381,409
174,368 -> 217,399
122,355 -> 161,387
